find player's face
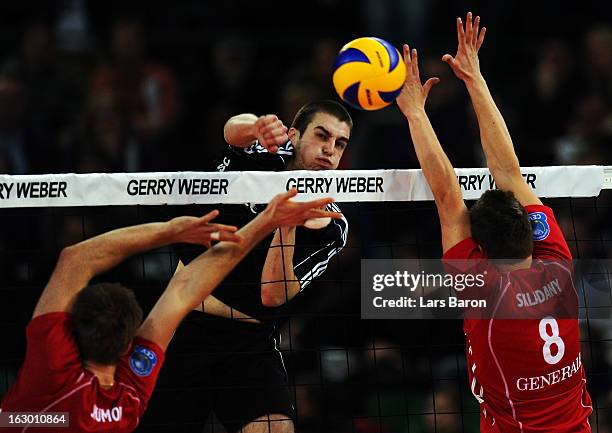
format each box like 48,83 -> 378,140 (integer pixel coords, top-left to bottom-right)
289,112 -> 350,170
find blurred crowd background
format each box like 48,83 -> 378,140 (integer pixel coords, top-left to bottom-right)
0,0 -> 611,432
0,0 -> 610,174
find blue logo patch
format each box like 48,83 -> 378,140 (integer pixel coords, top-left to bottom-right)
129,345 -> 158,377
529,211 -> 550,241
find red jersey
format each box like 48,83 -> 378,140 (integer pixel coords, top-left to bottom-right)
0,312 -> 164,432
443,205 -> 592,432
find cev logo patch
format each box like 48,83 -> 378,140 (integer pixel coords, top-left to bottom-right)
529,211 -> 550,241
129,345 -> 158,377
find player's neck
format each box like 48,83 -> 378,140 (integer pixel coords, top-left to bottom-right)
84,361 -> 117,389
496,256 -> 532,272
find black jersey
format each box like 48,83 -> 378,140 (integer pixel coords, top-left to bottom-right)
178,141 -> 348,321
214,139 -> 294,172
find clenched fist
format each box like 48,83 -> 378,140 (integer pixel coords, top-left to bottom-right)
254,114 -> 289,153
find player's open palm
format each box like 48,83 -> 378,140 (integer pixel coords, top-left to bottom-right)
396,44 -> 440,118
264,189 -> 342,227
442,12 -> 486,82
170,211 -> 242,245
254,114 -> 289,154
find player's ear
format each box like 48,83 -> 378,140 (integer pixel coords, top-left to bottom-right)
288,127 -> 299,143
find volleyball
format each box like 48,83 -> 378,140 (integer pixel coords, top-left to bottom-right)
332,37 -> 406,111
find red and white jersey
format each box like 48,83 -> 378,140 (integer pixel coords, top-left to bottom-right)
443,205 -> 592,432
0,312 -> 164,432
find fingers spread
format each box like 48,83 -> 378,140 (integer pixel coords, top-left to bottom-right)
423,77 -> 440,97
411,48 -> 420,79
201,209 -> 220,223
278,188 -> 298,202
465,12 -> 473,42
308,209 -> 343,220
403,44 -> 411,66
473,15 -> 481,46
477,27 -> 486,51
301,197 -> 335,210
457,18 -> 466,49
442,54 -> 456,69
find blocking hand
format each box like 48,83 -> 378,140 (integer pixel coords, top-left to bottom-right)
396,44 -> 440,118
170,211 -> 242,246
262,189 -> 342,228
442,12 -> 487,82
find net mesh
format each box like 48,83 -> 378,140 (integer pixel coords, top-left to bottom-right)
1,174 -> 611,433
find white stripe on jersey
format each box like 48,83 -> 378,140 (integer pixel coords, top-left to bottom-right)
329,203 -> 348,244
248,140 -> 294,155
298,212 -> 348,289
294,241 -> 334,270
580,378 -> 593,410
21,378 -> 94,432
300,246 -> 340,289
118,382 -> 141,406
272,335 -> 296,411
294,205 -> 347,270
542,260 -> 578,299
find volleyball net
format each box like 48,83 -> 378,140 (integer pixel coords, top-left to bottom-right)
0,166 -> 611,432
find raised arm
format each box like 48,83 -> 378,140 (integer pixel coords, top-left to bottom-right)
443,12 -> 541,206
138,189 -> 342,350
396,45 -> 470,252
223,113 -> 289,153
34,212 -> 240,318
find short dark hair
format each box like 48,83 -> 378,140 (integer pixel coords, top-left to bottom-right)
71,283 -> 143,365
470,189 -> 533,260
291,100 -> 353,135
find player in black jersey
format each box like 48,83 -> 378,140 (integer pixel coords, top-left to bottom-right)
139,100 -> 352,433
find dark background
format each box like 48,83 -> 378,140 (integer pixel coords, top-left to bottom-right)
0,0 -> 611,432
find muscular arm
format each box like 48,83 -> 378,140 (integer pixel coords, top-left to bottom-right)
34,222 -> 177,318
224,113 -> 289,151
138,190 -> 342,350
444,13 -> 541,206
223,113 -> 259,148
138,215 -> 275,350
407,111 -> 470,252
260,227 -> 300,307
397,45 -> 470,252
464,76 -> 541,206
34,214 -> 239,318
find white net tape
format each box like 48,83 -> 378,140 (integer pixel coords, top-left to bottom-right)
0,165 -> 606,208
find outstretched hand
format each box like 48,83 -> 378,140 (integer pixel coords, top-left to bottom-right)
170,211 -> 242,247
442,12 -> 486,82
396,44 -> 440,119
262,189 -> 342,228
254,114 -> 289,154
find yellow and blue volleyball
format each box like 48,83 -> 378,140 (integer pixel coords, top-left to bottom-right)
332,37 -> 406,111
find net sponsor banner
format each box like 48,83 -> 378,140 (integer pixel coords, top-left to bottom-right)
0,166 -> 604,208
